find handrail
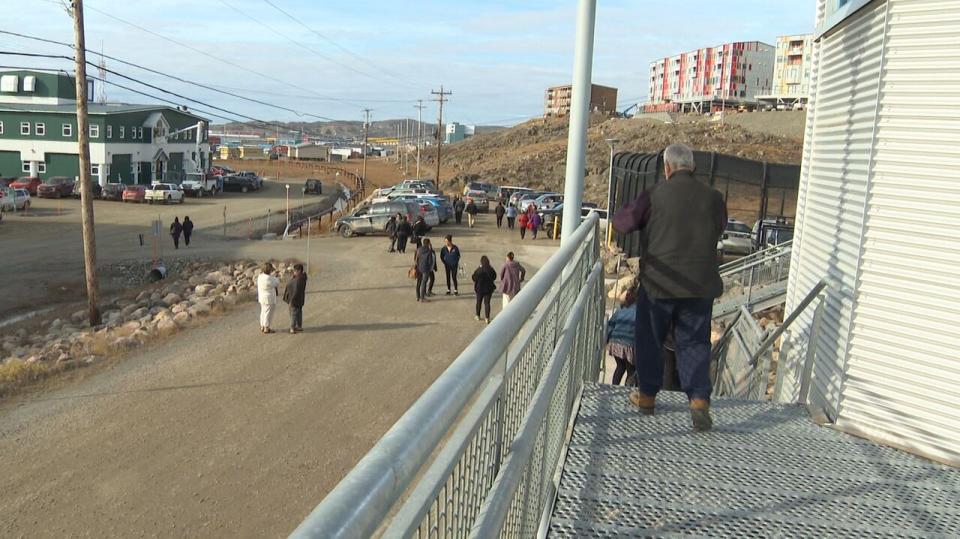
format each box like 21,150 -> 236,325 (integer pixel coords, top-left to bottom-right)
719,240 -> 792,276
469,262 -> 603,537
289,213 -> 600,539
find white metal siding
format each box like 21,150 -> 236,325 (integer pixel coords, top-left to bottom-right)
780,0 -> 888,419
838,0 -> 960,466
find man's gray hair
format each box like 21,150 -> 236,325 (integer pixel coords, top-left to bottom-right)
664,143 -> 696,172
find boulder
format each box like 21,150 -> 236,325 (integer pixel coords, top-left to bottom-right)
112,336 -> 139,351
172,312 -> 191,327
607,274 -> 636,302
71,309 -> 87,323
188,301 -> 211,317
121,320 -> 142,332
50,318 -> 64,330
162,293 -> 182,307
157,319 -> 178,336
194,284 -> 215,297
171,303 -> 188,315
131,307 -> 149,320
136,291 -> 151,303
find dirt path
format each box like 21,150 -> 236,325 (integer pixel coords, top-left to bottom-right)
0,216 -> 559,537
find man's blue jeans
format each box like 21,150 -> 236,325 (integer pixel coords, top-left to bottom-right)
634,288 -> 713,401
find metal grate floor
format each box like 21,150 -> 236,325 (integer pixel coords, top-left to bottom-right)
549,383 -> 960,538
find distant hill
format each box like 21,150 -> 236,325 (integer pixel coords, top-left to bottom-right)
212,120 -> 507,141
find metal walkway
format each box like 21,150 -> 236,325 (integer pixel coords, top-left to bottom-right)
549,384 -> 960,538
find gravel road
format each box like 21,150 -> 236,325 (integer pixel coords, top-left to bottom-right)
0,216 -> 559,537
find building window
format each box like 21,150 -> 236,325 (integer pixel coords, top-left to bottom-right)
90,164 -> 100,176
138,127 -> 144,139
0,121 -> 4,134
20,122 -> 30,135
119,126 -> 125,139
63,123 -> 72,137
90,124 -> 99,138
107,125 -> 112,138
22,162 -> 30,173
35,123 -> 45,136
38,162 -> 46,173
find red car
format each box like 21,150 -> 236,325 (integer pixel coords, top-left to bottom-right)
36,176 -> 76,198
10,176 -> 42,195
122,185 -> 146,203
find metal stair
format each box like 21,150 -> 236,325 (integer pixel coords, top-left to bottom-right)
713,241 -> 792,321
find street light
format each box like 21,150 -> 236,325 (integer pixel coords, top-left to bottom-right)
285,184 -> 290,228
604,138 -> 619,247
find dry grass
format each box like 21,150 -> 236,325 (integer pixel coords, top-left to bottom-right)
0,359 -> 49,390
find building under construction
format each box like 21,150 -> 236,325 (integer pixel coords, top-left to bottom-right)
544,84 -> 618,117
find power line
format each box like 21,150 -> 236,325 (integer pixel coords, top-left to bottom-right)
258,0 -> 413,86
77,3 -> 373,108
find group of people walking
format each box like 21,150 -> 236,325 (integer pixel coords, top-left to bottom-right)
168,216 -> 194,249
386,214 -> 429,254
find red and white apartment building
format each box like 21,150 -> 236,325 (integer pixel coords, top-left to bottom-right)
645,41 -> 775,113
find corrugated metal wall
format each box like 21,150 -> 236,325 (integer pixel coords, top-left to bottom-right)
837,0 -> 960,467
780,0 -> 889,419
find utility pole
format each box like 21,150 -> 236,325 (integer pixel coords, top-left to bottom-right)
430,86 -> 451,186
404,117 -> 409,174
361,108 -> 371,187
414,100 -> 425,180
70,0 -> 101,326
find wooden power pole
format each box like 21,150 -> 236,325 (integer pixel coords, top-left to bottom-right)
71,0 -> 101,326
361,108 -> 371,187
431,86 -> 451,186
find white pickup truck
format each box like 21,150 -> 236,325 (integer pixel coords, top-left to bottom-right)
180,172 -> 218,198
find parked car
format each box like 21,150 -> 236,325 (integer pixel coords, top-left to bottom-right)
519,192 -> 562,213
222,174 -> 259,193
463,181 -> 497,198
0,188 -> 31,211
122,184 -> 146,203
0,177 -> 17,188
145,183 -> 184,204
10,176 -> 42,195
721,218 -> 754,255
497,186 -> 533,204
72,181 -> 103,199
512,190 -> 547,208
753,217 -> 794,250
36,176 -> 76,198
464,190 -> 490,212
236,171 -> 262,190
335,201 -> 417,238
390,195 -> 451,223
303,179 -> 323,195
541,204 -> 608,238
100,183 -> 124,201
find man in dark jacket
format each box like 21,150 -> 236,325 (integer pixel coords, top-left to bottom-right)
412,216 -> 428,248
169,217 -> 182,249
494,202 -> 506,228
386,215 -> 398,253
612,143 -> 726,432
414,239 -> 436,302
396,216 -> 412,253
282,263 -> 308,333
453,197 -> 466,224
440,234 -> 461,295
465,199 -> 478,228
182,216 -> 194,247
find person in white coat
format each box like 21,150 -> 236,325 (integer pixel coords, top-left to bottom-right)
257,262 -> 281,334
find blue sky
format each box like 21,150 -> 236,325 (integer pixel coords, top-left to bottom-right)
5,0 -> 815,125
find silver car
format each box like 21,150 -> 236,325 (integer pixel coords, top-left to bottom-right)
336,201 -> 415,238
721,218 -> 754,255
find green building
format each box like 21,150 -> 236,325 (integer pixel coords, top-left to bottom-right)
0,69 -> 210,185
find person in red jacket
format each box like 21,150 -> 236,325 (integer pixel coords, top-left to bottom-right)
518,210 -> 529,240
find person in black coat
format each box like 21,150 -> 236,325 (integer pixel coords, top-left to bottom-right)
282,263 -> 308,333
396,216 -> 413,253
453,197 -> 466,224
472,255 -> 497,324
412,216 -> 428,249
494,202 -> 506,228
169,217 -> 182,249
386,215 -> 398,253
182,216 -> 194,247
414,238 -> 437,302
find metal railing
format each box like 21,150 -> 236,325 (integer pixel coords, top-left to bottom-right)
290,214 -> 603,539
719,240 -> 793,305
713,279 -> 828,400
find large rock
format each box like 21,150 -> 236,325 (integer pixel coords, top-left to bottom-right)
162,293 -> 182,307
607,274 -> 636,302
130,307 -> 149,320
136,291 -> 151,303
112,335 -> 139,351
157,319 -> 178,336
205,271 -> 233,286
172,311 -> 191,327
71,309 -> 87,323
194,284 -> 215,297
121,320 -> 142,332
50,318 -> 63,330
188,301 -> 211,317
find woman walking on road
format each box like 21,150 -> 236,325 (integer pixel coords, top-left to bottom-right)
518,210 -> 529,240
257,262 -> 280,333
415,238 -> 437,302
495,202 -> 506,228
170,217 -> 183,249
499,252 -> 526,309
396,215 -> 413,253
527,207 -> 542,240
386,214 -> 398,253
606,288 -> 638,385
465,198 -> 479,228
472,255 -> 498,324
505,204 -> 517,229
182,216 -> 194,247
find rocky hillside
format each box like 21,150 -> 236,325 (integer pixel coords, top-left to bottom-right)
434,113 -> 805,203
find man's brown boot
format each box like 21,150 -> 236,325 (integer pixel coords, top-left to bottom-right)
689,399 -> 713,432
628,390 -> 656,416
